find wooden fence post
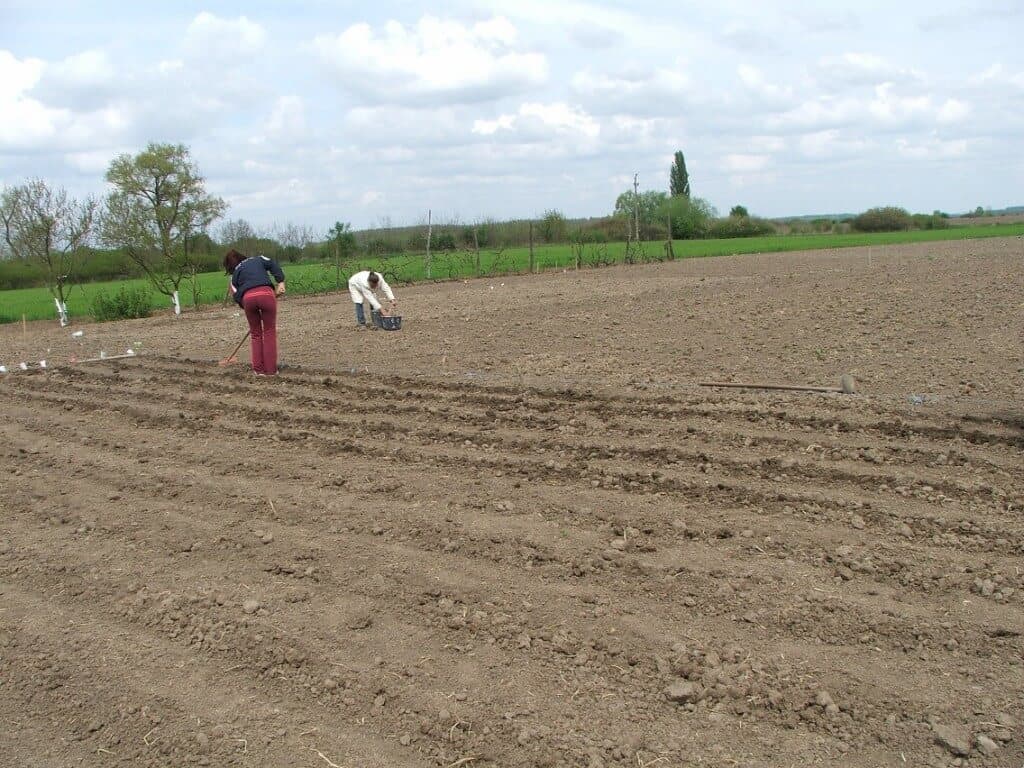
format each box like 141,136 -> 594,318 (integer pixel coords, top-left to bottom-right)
474,228 -> 481,275
529,221 -> 535,274
425,209 -> 432,279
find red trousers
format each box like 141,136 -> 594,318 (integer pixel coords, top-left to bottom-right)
242,286 -> 277,374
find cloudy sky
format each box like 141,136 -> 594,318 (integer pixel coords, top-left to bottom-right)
2,0 -> 1021,234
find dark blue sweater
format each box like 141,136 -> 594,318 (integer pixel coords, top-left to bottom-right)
230,256 -> 285,306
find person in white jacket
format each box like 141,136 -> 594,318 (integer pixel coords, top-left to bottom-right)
348,270 -> 396,329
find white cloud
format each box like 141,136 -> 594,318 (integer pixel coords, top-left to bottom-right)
797,129 -> 871,159
45,49 -> 115,88
343,105 -> 468,149
569,21 -> 617,49
0,50 -> 66,150
768,97 -> 861,131
184,13 -> 267,58
937,98 -> 970,123
158,59 -> 184,75
64,148 -> 120,174
969,63 -> 1024,89
472,115 -> 516,136
479,0 -> 683,47
722,154 -> 769,173
734,64 -> 796,112
473,102 -> 599,140
817,52 -> 919,84
521,103 -> 599,137
312,16 -> 547,105
868,83 -> 932,124
896,137 -> 969,159
570,66 -> 691,116
747,135 -> 786,153
31,49 -> 122,111
263,95 -> 308,142
3,2 -> 1021,229
720,24 -> 780,53
0,49 -> 45,99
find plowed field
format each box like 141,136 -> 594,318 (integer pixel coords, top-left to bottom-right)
1,240 -> 1022,768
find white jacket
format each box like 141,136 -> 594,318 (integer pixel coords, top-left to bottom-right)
347,270 -> 395,310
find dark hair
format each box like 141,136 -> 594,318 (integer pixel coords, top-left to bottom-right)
224,249 -> 246,274
368,271 -> 379,286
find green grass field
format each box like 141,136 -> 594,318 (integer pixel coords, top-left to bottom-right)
2,223 -> 1022,323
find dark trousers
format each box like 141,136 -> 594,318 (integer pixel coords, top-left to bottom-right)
354,302 -> 382,326
242,287 -> 277,374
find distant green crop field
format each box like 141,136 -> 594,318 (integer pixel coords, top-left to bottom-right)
2,223 -> 1022,324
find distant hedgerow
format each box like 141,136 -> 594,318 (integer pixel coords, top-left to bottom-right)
851,207 -> 912,233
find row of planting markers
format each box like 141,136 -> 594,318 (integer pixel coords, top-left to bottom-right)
0,348 -> 137,374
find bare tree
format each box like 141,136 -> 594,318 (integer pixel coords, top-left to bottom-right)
218,218 -> 259,253
274,221 -> 319,261
1,179 -> 97,325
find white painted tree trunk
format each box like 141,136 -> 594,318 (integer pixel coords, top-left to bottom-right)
54,298 -> 69,327
172,291 -> 181,316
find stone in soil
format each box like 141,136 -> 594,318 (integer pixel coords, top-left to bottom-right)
816,690 -> 839,715
242,599 -> 261,615
974,734 -> 998,756
932,723 -> 971,757
665,681 -> 704,704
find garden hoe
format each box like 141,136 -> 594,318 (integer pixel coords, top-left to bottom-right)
219,331 -> 250,366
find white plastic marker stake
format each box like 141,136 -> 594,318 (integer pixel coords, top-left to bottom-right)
99,351 -> 107,359
72,330 -> 84,338
39,360 -> 47,369
0,365 -> 7,374
126,349 -> 135,356
172,291 -> 181,316
19,362 -> 28,370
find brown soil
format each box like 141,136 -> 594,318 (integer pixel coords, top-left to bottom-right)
1,239 -> 1022,768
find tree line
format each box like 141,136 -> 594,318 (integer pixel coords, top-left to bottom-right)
0,144 -> 966,321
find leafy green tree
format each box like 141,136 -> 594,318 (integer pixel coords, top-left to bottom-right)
328,221 -> 357,257
659,196 -> 716,239
729,205 -> 749,218
326,221 -> 357,288
102,143 -> 226,311
538,209 -> 568,243
1,178 -> 97,323
669,151 -> 690,198
614,190 -> 667,238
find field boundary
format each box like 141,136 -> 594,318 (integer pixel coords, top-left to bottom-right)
2,222 -> 1023,324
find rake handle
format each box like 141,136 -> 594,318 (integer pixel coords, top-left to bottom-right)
227,330 -> 251,360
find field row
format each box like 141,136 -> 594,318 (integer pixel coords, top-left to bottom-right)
2,357 -> 1021,766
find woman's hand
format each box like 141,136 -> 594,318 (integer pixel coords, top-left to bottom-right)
275,282 -> 286,296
